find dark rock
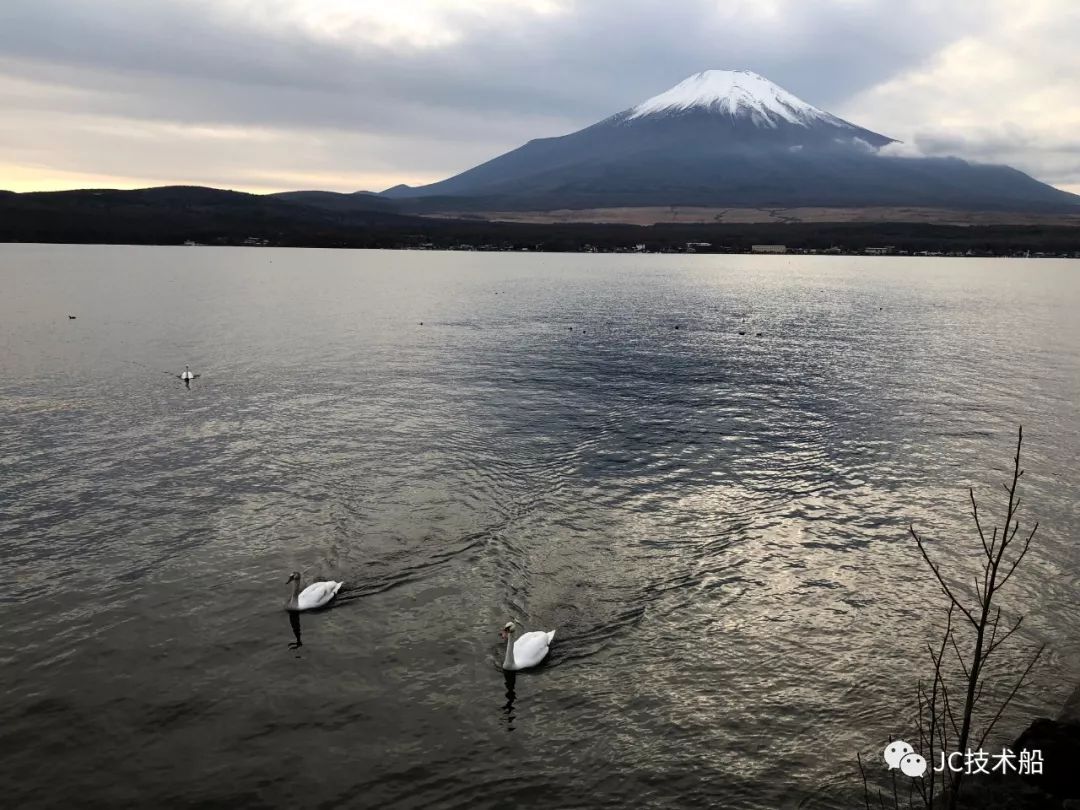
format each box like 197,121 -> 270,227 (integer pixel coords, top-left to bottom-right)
1012,717 -> 1080,800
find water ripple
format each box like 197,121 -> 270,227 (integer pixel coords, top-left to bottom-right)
1,247 -> 1078,808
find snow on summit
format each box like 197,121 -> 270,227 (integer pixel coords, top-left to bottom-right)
627,69 -> 849,129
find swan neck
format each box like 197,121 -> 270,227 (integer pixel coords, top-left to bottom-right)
291,578 -> 301,599
503,632 -> 516,670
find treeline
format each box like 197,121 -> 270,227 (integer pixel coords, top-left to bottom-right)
353,221 -> 1080,255
1,186 -> 1078,255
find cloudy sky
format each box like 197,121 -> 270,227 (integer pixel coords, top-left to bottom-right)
2,0 -> 1078,194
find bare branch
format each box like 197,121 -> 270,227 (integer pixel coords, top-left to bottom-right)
910,526 -> 978,627
975,645 -> 1045,751
917,678 -> 928,753
970,488 -> 991,560
1002,519 -> 1021,551
949,633 -> 970,680
931,622 -> 961,741
998,428 -> 1024,548
985,615 -> 1025,660
896,426 -> 1040,810
995,522 -> 1038,592
940,671 -> 960,740
984,607 -> 1002,657
925,605 -> 953,810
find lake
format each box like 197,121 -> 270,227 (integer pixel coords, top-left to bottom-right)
1,244 -> 1078,808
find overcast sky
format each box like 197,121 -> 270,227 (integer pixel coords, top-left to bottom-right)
2,0 -> 1078,194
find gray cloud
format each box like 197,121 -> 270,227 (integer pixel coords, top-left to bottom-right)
913,127 -> 1080,187
0,1 -> 986,127
915,128 -> 1080,161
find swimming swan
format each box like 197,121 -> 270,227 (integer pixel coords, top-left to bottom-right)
285,572 -> 343,612
500,620 -> 555,671
180,365 -> 198,381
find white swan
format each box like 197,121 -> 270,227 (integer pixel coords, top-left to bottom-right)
500,620 -> 555,671
180,365 -> 196,381
285,571 -> 343,612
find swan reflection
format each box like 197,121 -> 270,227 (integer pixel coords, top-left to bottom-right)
503,671 -> 516,732
288,611 -> 302,650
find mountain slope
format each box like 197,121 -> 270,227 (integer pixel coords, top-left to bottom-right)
384,69 -> 1079,212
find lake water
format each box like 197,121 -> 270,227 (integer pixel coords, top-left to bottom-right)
2,244 -> 1078,809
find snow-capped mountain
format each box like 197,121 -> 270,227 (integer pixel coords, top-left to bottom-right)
383,70 -> 1077,211
603,68 -> 895,150
625,69 -> 851,129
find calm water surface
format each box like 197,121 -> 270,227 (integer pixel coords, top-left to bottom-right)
1,245 -> 1078,808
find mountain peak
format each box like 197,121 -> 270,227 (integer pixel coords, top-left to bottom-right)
627,69 -> 846,129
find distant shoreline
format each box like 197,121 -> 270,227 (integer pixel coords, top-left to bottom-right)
2,187 -> 1078,257
2,240 -> 1077,259
420,204 -> 1080,228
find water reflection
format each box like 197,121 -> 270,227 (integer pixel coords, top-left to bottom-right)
502,671 -> 516,732
287,611 -> 302,651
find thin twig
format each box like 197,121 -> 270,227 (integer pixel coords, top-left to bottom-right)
975,645 -> 1045,751
970,488 -> 990,560
910,527 -> 978,627
984,607 -> 1002,659
984,615 -> 1024,660
858,752 -> 873,810
948,633 -> 970,681
939,671 -> 957,747
995,523 -> 1038,591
